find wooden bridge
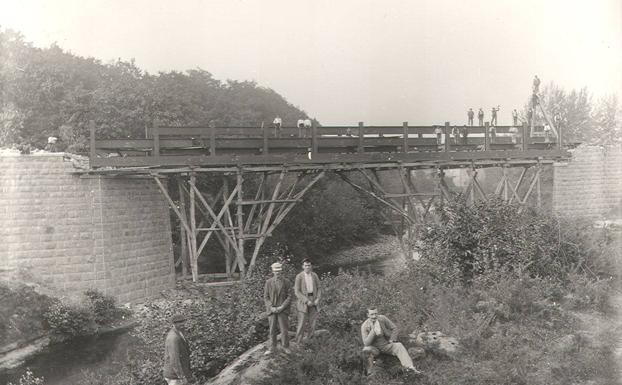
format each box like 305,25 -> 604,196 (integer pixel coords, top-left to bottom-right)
87,121 -> 571,282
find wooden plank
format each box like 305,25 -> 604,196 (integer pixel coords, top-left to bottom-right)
358,122 -> 364,153
89,120 -> 96,161
91,148 -> 571,168
152,122 -> 160,157
236,169 -> 245,275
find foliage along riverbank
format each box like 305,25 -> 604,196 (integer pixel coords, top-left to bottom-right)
45,198 -> 618,385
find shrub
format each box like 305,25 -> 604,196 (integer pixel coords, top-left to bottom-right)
84,289 -> 130,325
43,301 -> 96,339
416,197 -> 599,284
8,369 -> 44,385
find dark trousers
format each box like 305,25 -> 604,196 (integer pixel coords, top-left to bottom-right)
269,312 -> 289,349
478,117 -> 483,126
468,117 -> 473,126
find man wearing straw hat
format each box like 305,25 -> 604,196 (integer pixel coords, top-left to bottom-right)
264,262 -> 292,355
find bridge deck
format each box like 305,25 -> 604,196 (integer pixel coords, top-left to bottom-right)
88,122 -> 570,172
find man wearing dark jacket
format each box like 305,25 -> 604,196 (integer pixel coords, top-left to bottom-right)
361,308 -> 422,374
264,262 -> 292,355
294,259 -> 322,343
164,314 -> 192,384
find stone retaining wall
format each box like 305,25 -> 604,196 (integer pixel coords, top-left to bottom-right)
553,145 -> 622,218
0,153 -> 174,303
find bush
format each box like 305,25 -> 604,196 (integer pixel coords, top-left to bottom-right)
416,197 -> 602,284
43,301 -> 96,339
8,369 -> 44,385
84,289 -> 130,325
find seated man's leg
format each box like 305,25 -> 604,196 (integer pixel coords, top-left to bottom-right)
379,342 -> 414,368
362,346 -> 380,374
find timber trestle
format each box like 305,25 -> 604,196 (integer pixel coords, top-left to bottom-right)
86,120 -> 571,281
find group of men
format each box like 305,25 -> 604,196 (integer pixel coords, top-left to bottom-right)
272,115 -> 313,138
467,106 -> 518,126
162,259 -> 421,384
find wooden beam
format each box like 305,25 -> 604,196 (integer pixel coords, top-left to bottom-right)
402,122 -> 409,153
189,173 -> 198,281
152,121 -> 160,158
89,120 -> 96,161
190,182 -> 240,256
358,122 -> 364,153
236,169 -> 246,276
247,169 -> 287,274
177,177 -> 189,278
444,122 -> 450,152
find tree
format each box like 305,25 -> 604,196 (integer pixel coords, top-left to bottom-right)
526,82 -> 621,144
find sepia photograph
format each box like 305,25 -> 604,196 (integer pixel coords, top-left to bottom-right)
0,1 -> 621,384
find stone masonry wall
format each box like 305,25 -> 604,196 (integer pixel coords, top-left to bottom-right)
553,145 -> 622,218
0,153 -> 175,303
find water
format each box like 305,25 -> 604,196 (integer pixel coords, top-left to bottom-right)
317,257 -> 394,276
0,329 -> 141,385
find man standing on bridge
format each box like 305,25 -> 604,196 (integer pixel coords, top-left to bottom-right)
478,108 -> 484,126
264,262 -> 292,355
295,259 -> 322,344
467,108 -> 474,126
273,115 -> 282,138
491,106 -> 499,125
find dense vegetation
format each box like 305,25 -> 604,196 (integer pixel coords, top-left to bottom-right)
0,28 -> 310,151
54,198 -> 620,385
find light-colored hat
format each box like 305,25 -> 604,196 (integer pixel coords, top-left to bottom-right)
271,262 -> 283,272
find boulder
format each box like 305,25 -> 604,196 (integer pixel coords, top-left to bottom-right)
408,346 -> 426,360
409,331 -> 460,358
206,329 -> 329,385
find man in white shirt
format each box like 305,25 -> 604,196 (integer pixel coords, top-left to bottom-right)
361,308 -> 421,374
294,259 -> 321,343
297,119 -> 305,137
303,118 -> 312,138
273,116 -> 282,138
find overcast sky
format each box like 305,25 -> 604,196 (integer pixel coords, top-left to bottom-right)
1,0 -> 620,126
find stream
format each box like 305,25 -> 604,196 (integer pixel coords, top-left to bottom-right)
0,329 -> 142,385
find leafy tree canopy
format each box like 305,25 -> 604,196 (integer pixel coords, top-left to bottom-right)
0,28 -> 311,151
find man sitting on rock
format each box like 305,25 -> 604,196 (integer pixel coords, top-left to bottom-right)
361,307 -> 422,375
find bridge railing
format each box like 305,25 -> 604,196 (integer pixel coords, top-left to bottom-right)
89,121 -> 561,168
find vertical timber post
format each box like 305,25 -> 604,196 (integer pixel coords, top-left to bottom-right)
522,122 -> 528,151
152,120 -> 160,158
177,177 -> 189,278
262,122 -> 269,155
236,169 -> 246,277
209,124 -> 216,156
444,122 -> 450,152
89,120 -> 96,162
189,173 -> 198,281
358,122 -> 365,154
484,122 -> 490,151
311,122 -> 318,157
402,122 -> 409,153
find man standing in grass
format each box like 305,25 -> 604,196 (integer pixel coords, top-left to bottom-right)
163,314 -> 192,385
294,259 -> 322,343
264,262 -> 292,355
361,307 -> 422,375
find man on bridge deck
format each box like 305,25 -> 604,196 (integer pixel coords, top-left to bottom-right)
467,108 -> 474,126
478,108 -> 484,126
273,115 -> 282,137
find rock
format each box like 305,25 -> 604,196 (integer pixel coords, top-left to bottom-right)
182,299 -> 193,305
554,334 -> 577,353
408,347 -> 426,360
409,331 -> 460,357
206,329 -> 330,385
